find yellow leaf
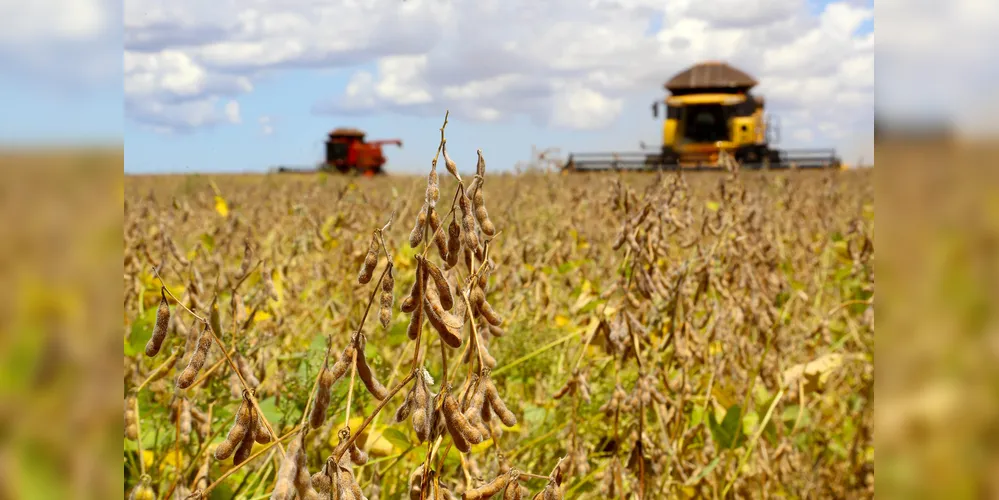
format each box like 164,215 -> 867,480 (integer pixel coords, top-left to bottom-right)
554,315 -> 570,327
569,292 -> 592,314
706,201 -> 720,212
253,310 -> 273,323
782,353 -> 844,393
362,430 -> 394,457
321,216 -> 337,240
159,449 -> 186,472
603,305 -> 618,318
214,195 -> 229,218
709,341 -> 724,357
332,418 -> 395,456
470,438 -> 495,454
270,269 -> 285,306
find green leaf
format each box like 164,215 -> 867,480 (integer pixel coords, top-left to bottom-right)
381,427 -> 411,450
774,290 -> 790,308
200,233 -> 215,251
709,404 -> 747,450
384,319 -> 410,347
781,404 -> 810,431
128,307 -> 158,356
687,456 -> 721,484
256,397 -> 281,426
522,404 -> 547,429
690,405 -> 704,427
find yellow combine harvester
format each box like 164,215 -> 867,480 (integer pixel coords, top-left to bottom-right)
563,61 -> 842,172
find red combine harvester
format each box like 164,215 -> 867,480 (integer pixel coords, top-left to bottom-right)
276,127 -> 402,176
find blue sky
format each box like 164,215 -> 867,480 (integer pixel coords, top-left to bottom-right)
6,0 -> 881,173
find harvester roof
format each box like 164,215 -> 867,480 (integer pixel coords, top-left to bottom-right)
330,127 -> 366,138
665,61 -> 758,92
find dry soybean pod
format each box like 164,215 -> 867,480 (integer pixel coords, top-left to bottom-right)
178,397 -> 192,444
235,352 -> 259,388
209,295 -> 223,340
253,419 -> 272,444
355,335 -> 390,400
503,481 -> 524,500
271,432 -> 303,500
292,447 -> 317,499
424,285 -> 462,349
539,479 -> 563,500
329,343 -> 356,383
401,259 -> 425,314
442,142 -> 461,181
426,162 -> 440,206
422,256 -> 453,310
462,374 -> 487,415
124,393 -> 139,441
358,231 -> 379,284
411,371 -> 433,442
144,287 -> 172,357
445,218 -> 461,269
309,362 -> 334,429
311,462 -> 332,496
471,184 -> 496,237
395,386 -> 415,422
443,391 -> 482,445
484,374 -> 517,427
479,299 -> 504,327
214,394 -> 252,460
428,207 -> 449,261
128,475 -> 155,500
465,471 -> 512,500
405,263 -> 428,340
176,323 -> 212,389
459,190 -> 479,249
349,441 -> 368,465
477,337 -> 498,369
232,402 -> 257,465
475,148 -> 486,177
379,264 -> 395,329
409,203 -> 429,248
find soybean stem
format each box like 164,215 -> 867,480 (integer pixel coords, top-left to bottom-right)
333,370 -> 417,463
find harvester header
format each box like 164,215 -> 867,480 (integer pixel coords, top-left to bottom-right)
564,61 -> 842,172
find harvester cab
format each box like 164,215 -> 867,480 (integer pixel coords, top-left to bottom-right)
564,61 -> 842,172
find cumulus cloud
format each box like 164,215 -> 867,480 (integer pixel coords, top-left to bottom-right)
124,0 -> 876,145
0,0 -> 121,89
551,84 -> 624,130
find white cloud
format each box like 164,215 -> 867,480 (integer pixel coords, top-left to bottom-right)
0,0 -> 120,89
258,115 -> 274,135
877,0 -> 999,133
551,84 -> 624,130
126,96 -> 241,133
224,100 -> 241,124
0,0 -> 110,44
124,0 -> 876,148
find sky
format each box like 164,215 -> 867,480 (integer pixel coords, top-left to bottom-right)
13,0 -> 977,174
